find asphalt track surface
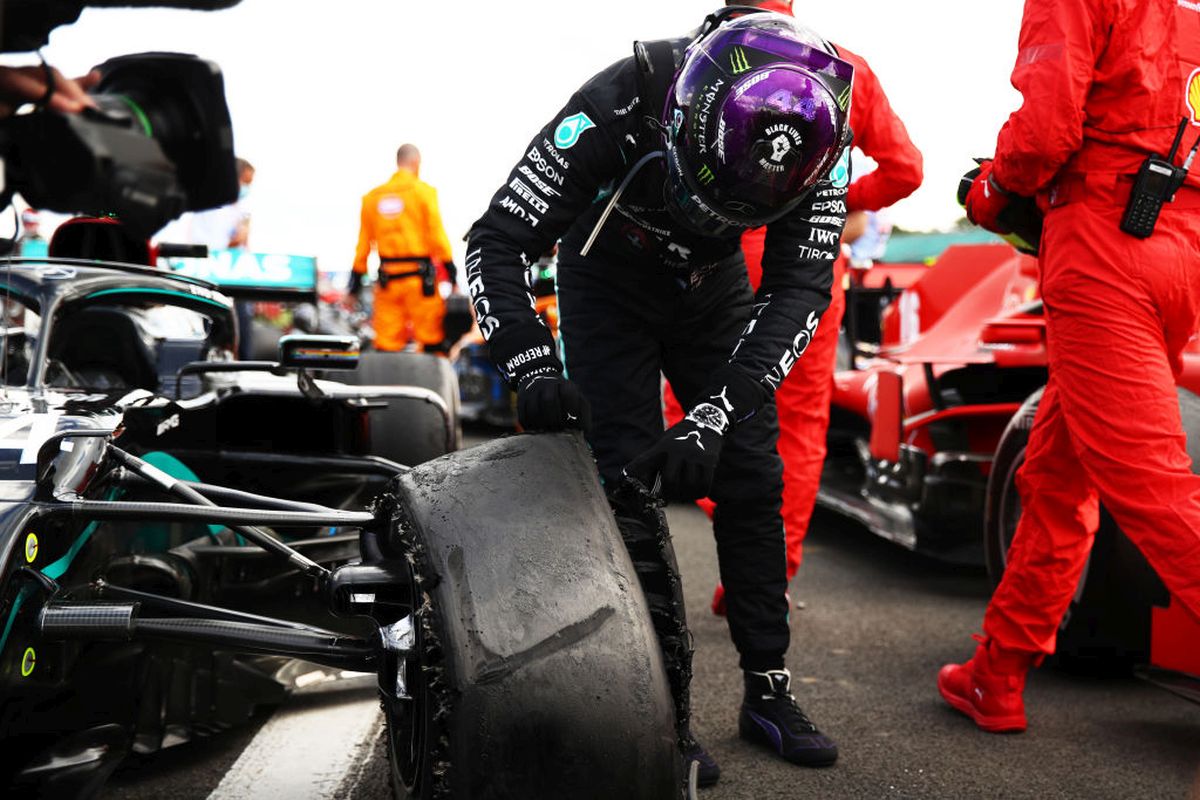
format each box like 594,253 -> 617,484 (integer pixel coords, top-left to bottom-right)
673,506 -> 1200,800
100,477 -> 1200,799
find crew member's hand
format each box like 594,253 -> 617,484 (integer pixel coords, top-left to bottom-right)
343,271 -> 365,311
0,66 -> 100,117
963,160 -> 1013,234
516,372 -> 590,432
625,412 -> 725,501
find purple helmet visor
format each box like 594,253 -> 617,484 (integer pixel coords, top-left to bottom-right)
664,15 -> 853,232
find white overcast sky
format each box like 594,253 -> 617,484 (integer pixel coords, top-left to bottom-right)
35,0 -> 1024,274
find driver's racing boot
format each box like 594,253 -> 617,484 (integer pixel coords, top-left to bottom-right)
739,668 -> 838,767
937,635 -> 1032,733
681,735 -> 720,788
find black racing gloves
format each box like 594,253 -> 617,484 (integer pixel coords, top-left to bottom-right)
489,323 -> 590,432
627,410 -> 726,500
626,364 -> 767,501
518,372 -> 591,432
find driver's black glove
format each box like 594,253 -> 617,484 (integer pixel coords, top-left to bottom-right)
627,413 -> 725,500
488,322 -> 589,432
517,372 -> 591,432
625,364 -> 767,500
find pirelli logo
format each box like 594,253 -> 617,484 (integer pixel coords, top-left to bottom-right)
509,177 -> 550,214
697,165 -> 716,185
730,47 -> 751,75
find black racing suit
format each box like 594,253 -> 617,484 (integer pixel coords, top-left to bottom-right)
465,47 -> 848,671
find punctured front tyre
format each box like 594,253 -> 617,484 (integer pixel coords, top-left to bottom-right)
381,432 -> 680,799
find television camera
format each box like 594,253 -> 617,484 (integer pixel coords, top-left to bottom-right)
0,0 -> 242,236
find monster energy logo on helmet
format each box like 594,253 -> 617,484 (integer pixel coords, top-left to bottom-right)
697,165 -> 716,185
836,84 -> 851,112
730,47 -> 751,75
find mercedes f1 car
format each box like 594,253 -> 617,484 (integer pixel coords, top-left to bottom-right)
0,255 -> 682,797
821,241 -> 1200,696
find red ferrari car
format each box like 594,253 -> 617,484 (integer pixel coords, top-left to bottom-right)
822,241 -> 1200,699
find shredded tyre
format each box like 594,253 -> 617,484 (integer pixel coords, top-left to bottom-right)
380,432 -> 680,799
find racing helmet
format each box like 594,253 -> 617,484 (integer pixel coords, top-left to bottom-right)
662,12 -> 853,236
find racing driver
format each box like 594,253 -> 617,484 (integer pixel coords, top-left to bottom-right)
941,0 -> 1200,733
465,8 -> 853,782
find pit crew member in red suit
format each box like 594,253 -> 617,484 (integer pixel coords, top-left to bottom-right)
942,0 -> 1200,733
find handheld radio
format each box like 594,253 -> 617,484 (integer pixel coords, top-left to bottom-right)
1120,119 -> 1199,238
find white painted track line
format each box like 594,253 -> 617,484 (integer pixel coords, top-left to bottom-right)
207,677 -> 383,800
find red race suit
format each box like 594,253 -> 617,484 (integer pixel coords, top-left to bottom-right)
983,0 -> 1200,655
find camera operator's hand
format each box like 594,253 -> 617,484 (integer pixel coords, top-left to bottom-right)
0,66 -> 99,116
